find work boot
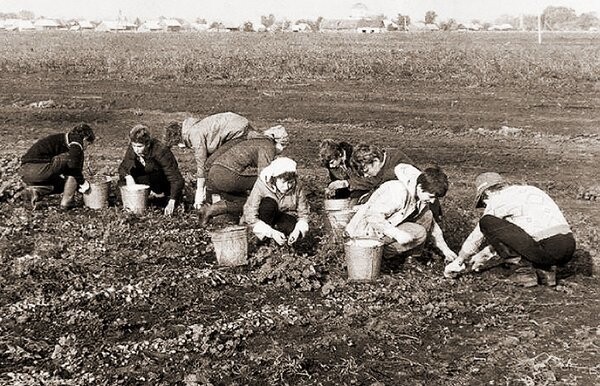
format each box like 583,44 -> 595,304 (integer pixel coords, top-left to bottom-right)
23,185 -> 54,210
536,266 -> 557,287
60,176 -> 78,210
510,266 -> 539,288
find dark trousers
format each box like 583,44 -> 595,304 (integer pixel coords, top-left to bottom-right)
258,197 -> 297,236
119,171 -> 174,199
19,154 -> 71,193
207,164 -> 257,196
479,215 -> 575,269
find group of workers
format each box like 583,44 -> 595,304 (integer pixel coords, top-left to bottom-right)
18,112 -> 576,287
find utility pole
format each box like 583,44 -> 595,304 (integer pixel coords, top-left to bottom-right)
537,12 -> 542,44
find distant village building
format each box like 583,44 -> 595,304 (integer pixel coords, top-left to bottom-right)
459,22 -> 483,31
17,20 -> 35,31
190,22 -> 209,32
357,19 -> 385,33
34,18 -> 60,31
321,18 -> 386,33
139,21 -> 162,32
162,19 -> 182,32
411,22 -> 440,31
291,22 -> 310,32
320,19 -> 359,32
489,23 -> 514,31
69,20 -> 95,31
95,21 -> 137,32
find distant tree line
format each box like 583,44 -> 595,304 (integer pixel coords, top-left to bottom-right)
2,6 -> 599,32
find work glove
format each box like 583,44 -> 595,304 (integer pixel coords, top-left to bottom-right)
78,180 -> 91,194
444,258 -> 466,279
164,199 -> 176,216
194,178 -> 207,209
271,230 -> 287,246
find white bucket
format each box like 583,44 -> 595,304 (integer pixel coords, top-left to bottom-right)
83,176 -> 111,209
345,238 -> 383,282
120,184 -> 150,215
324,198 -> 355,240
210,225 -> 248,266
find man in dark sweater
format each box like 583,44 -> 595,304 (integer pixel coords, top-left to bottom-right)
19,123 -> 95,210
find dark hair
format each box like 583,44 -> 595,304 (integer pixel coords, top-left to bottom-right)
416,166 -> 449,197
164,121 -> 182,147
129,124 -> 152,145
350,143 -> 384,173
319,139 -> 345,167
269,171 -> 297,187
70,123 -> 95,143
480,183 -> 507,204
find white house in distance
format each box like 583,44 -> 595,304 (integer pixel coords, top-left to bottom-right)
291,22 -> 310,32
34,18 -> 60,31
138,20 -> 162,32
95,20 -> 137,32
162,19 -> 182,32
70,20 -> 95,31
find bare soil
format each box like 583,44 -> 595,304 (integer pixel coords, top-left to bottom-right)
0,75 -> 599,385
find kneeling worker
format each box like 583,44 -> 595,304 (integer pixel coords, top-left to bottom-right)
345,164 -> 457,262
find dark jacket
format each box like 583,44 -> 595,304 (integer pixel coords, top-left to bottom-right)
327,142 -> 355,181
118,139 -> 184,199
349,149 -> 415,192
21,133 -> 86,184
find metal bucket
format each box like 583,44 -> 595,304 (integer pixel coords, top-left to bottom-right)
210,225 -> 248,266
83,176 -> 111,209
345,238 -> 383,282
120,184 -> 150,215
324,198 -> 355,240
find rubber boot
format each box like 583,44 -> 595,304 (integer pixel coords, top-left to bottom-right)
60,176 -> 78,210
199,200 -> 229,225
24,185 -> 53,210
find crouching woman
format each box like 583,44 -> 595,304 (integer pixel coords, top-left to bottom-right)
242,157 -> 310,246
118,125 -> 184,216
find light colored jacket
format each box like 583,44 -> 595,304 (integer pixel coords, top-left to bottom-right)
242,162 -> 310,238
459,185 -> 572,256
346,164 -> 427,239
181,112 -> 250,178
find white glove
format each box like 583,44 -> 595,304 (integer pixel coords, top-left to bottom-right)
444,258 -> 466,279
164,199 -> 176,216
194,178 -> 207,209
125,175 -> 136,186
78,180 -> 91,193
288,228 -> 301,245
443,249 -> 458,264
272,230 -> 287,246
327,180 -> 349,191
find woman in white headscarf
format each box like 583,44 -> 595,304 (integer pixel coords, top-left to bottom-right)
198,125 -> 290,224
242,157 -> 310,246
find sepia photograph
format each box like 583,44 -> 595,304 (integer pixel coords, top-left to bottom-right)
0,0 -> 598,384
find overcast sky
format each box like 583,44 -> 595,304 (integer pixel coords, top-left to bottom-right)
1,0 -> 599,23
